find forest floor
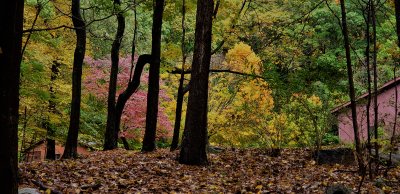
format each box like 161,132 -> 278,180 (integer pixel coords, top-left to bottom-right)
19,148 -> 400,193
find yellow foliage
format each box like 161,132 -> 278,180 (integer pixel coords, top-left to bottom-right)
208,44 -> 274,147
225,42 -> 262,74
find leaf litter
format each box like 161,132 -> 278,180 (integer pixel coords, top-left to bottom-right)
19,148 -> 400,193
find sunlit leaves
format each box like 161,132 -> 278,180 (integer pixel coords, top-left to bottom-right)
209,43 -> 273,147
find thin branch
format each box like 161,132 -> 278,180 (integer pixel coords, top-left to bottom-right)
23,6 -> 131,33
170,68 -> 268,80
211,0 -> 247,54
23,25 -> 74,33
129,0 -> 138,82
22,2 -> 42,55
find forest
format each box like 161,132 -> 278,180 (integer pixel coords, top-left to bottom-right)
1,0 -> 400,193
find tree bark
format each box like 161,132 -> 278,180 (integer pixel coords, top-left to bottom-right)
371,0 -> 379,170
364,0 -> 373,178
339,0 -> 364,173
0,0 -> 23,193
171,0 -> 187,151
179,0 -> 214,165
142,0 -> 165,152
46,62 -> 60,160
104,0 -> 126,150
63,0 -> 86,159
396,0 -> 400,44
115,54 -> 152,136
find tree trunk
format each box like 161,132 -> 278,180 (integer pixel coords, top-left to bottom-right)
0,0 -> 23,193
142,0 -> 165,152
115,54 -> 152,136
171,0 -> 187,151
364,0 -> 373,178
179,0 -> 214,165
46,62 -> 60,160
339,0 -> 364,174
113,3 -> 151,147
371,0 -> 380,171
121,136 -> 130,150
104,0 -> 126,150
63,0 -> 86,159
396,0 -> 400,44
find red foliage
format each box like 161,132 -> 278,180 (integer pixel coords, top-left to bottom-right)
83,56 -> 173,140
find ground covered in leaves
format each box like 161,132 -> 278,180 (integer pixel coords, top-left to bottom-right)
19,148 -> 400,193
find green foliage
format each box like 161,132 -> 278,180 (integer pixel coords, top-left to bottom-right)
322,133 -> 340,145
19,0 -> 400,152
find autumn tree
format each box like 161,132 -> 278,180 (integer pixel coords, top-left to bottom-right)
208,43 -> 274,147
179,0 -> 214,165
83,56 -> 173,148
104,0 -> 126,150
142,0 -> 165,152
0,0 -> 24,192
63,0 -> 87,159
339,0 -> 364,173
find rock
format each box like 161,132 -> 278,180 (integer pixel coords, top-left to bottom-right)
208,146 -> 225,153
325,184 -> 351,194
18,188 -> 40,194
314,148 -> 355,165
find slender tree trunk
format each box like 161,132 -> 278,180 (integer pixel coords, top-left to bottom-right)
63,0 -> 86,159
104,0 -> 126,150
142,0 -> 165,152
339,0 -> 364,174
46,62 -> 60,160
113,3 -> 153,148
0,0 -> 23,193
20,107 -> 28,161
129,0 -> 138,81
364,0 -> 373,178
121,136 -> 130,150
179,0 -> 214,165
115,54 -> 152,136
171,0 -> 187,151
371,0 -> 379,171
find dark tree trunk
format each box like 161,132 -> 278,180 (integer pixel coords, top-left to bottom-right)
63,0 -> 86,159
396,0 -> 400,44
170,80 -> 185,151
115,55 -> 152,135
339,0 -> 364,174
46,62 -> 60,160
371,0 -> 380,169
0,0 -> 23,193
179,0 -> 214,165
142,0 -> 165,152
121,136 -> 130,150
104,0 -> 126,150
112,4 -> 153,148
364,0 -> 373,178
171,0 -> 187,151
